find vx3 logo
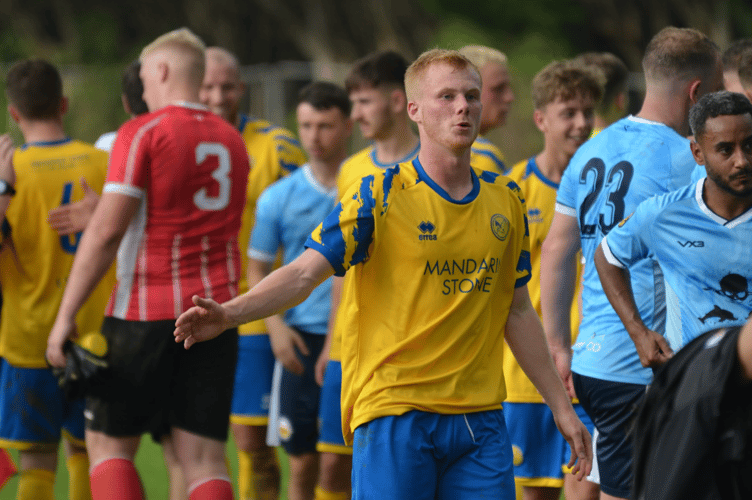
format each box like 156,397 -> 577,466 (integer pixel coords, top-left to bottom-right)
677,240 -> 705,248
418,221 -> 437,241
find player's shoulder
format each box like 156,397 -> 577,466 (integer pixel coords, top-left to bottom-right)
471,136 -> 507,173
506,158 -> 532,184
240,115 -> 300,143
341,146 -> 375,170
645,180 -> 699,214
473,166 -> 526,206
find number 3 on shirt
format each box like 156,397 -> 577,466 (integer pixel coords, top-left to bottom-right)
194,142 -> 231,211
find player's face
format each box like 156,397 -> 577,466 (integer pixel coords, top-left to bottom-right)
200,59 -> 243,124
296,102 -> 352,164
535,92 -> 595,158
349,86 -> 395,141
694,113 -> 752,198
479,62 -> 514,133
409,62 -> 482,153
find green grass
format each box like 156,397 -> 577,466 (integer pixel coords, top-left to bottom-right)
0,438 -> 290,499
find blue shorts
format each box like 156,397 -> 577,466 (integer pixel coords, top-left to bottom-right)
572,372 -> 646,499
0,359 -> 85,449
231,334 -> 275,426
504,402 -> 593,487
275,330 -> 326,455
316,360 -> 351,454
352,410 -> 515,500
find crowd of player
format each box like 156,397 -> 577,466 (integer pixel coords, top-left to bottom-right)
0,23 -> 751,500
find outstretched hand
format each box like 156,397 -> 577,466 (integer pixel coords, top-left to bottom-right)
174,295 -> 231,349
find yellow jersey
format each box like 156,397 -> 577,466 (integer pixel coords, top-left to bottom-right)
504,158 -> 581,403
308,157 -> 531,443
471,135 -> 508,174
236,115 -> 306,335
0,138 -> 115,368
330,144 -> 420,361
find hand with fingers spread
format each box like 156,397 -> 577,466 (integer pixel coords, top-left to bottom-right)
174,295 -> 233,349
47,177 -> 100,235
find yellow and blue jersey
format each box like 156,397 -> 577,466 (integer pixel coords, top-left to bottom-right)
471,135 -> 508,174
306,157 -> 531,444
236,114 -> 307,335
504,158 -> 582,403
0,138 -> 115,368
329,144 -> 420,361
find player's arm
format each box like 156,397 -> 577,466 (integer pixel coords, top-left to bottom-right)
539,211 -> 580,396
594,240 -> 673,367
505,285 -> 592,480
315,275 -> 342,386
248,257 -> 310,375
737,318 -> 752,380
47,177 -> 100,235
0,135 -> 15,221
175,248 -> 335,349
47,191 -> 141,367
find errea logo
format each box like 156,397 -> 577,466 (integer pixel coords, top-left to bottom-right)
418,221 -> 437,241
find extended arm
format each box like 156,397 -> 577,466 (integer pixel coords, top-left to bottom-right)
594,241 -> 673,367
539,211 -> 580,395
47,191 -> 141,367
248,257 -> 310,375
174,248 -> 335,349
505,285 -> 592,480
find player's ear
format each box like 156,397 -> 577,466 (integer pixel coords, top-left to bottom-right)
533,108 -> 546,133
690,137 -> 705,165
59,97 -> 68,117
407,101 -> 420,124
390,88 -> 406,113
7,105 -> 20,124
688,79 -> 702,105
158,61 -> 169,83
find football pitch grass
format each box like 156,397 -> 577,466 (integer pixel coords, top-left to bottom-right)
1,438 -> 291,499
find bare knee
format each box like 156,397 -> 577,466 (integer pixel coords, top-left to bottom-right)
317,452 -> 351,493
231,423 -> 269,452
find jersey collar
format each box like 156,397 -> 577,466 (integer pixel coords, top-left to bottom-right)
525,157 -> 559,189
695,178 -> 752,228
412,157 -> 480,204
19,137 -> 72,151
369,142 -> 421,168
173,101 -> 209,111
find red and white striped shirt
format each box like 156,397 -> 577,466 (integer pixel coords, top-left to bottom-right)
104,103 -> 250,321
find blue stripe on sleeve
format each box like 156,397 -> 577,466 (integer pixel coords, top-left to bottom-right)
515,250 -> 532,288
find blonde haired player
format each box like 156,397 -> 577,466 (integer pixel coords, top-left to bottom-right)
175,48 -> 592,500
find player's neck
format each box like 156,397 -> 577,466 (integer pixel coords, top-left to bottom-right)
308,155 -> 345,189
703,179 -> 752,221
374,124 -> 419,165
418,144 -> 473,200
19,120 -> 67,145
535,147 -> 569,184
637,90 -> 691,137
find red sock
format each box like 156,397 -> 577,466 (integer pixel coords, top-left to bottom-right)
90,458 -> 144,500
0,449 -> 17,490
189,477 -> 233,500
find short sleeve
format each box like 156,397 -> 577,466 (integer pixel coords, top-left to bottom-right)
273,132 -> 306,175
104,116 -> 161,197
603,197 -> 657,268
248,184 -> 282,262
507,179 -> 532,288
556,159 -> 578,214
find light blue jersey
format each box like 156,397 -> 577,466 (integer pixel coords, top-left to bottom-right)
556,116 -> 698,384
602,179 -> 752,350
249,165 -> 337,334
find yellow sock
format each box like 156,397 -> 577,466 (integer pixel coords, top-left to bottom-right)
17,468 -> 55,500
67,453 -> 92,500
237,449 -> 279,500
314,485 -> 349,500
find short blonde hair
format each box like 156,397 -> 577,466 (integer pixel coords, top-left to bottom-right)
458,45 -> 508,71
405,48 -> 479,102
140,28 -> 206,87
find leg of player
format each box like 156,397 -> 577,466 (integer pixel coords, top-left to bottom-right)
86,430 -> 144,500
232,423 -> 280,500
63,439 -> 92,500
521,486 -> 560,500
289,453 -> 319,500
171,428 -> 233,500
161,435 -> 188,500
316,452 -> 351,500
17,449 -> 56,500
563,473 -> 599,500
